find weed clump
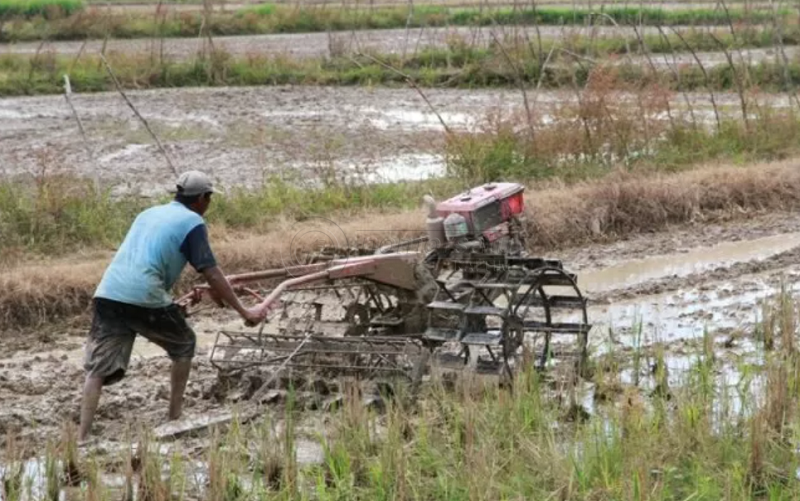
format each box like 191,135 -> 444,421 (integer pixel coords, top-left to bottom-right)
446,65 -> 800,185
0,0 -> 82,20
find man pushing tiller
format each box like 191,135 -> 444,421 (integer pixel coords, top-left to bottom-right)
78,171 -> 267,443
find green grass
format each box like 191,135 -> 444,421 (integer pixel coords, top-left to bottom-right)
0,173 -> 460,258
0,4 -> 790,42
446,110 -> 800,184
445,5 -> 788,26
0,0 -> 83,19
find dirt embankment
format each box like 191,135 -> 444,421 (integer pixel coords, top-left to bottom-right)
0,25 -> 730,60
3,157 -> 800,333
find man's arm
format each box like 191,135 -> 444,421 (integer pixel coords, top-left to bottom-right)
181,224 -> 265,326
201,265 -> 263,324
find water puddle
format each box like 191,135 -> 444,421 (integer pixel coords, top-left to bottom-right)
362,108 -> 476,132
487,230 -> 800,348
366,153 -> 445,182
261,106 -> 474,133
281,152 -> 446,185
0,109 -> 39,120
0,458 -> 70,501
586,267 -> 800,346
98,144 -> 150,164
543,231 -> 800,348
0,436 -> 324,501
260,109 -> 328,120
579,232 -> 800,294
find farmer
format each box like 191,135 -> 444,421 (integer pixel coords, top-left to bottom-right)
78,170 -> 266,442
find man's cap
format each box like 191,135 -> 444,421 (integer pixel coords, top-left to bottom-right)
171,170 -> 218,197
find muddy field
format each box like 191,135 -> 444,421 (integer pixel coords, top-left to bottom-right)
2,11 -> 800,480
2,0 -> 800,490
0,85 -> 786,197
0,85 -> 458,196
3,206 -> 800,460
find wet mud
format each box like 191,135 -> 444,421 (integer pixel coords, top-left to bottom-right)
0,85 -> 783,196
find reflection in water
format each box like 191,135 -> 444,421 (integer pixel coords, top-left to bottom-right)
579,232 -> 800,294
572,233 -> 800,346
0,439 -> 325,501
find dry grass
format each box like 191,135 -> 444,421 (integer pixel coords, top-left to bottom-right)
529,157 -> 800,249
2,157 -> 800,331
0,260 -> 101,330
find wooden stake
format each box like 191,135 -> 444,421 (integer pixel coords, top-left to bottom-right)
63,75 -> 101,195
99,53 -> 179,177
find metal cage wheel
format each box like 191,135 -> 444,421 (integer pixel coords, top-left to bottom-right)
501,316 -> 525,382
343,302 -> 371,337
509,267 -> 591,373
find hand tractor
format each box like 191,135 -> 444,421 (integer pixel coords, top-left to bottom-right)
177,182 -> 591,384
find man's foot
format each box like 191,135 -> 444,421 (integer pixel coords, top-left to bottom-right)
77,436 -> 94,447
168,358 -> 192,420
76,436 -> 102,456
78,375 -> 105,445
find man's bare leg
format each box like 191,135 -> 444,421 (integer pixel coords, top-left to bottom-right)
169,358 -> 192,420
78,376 -> 104,442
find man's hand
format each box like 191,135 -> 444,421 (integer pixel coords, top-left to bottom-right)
201,266 -> 279,328
242,307 -> 266,327
262,299 -> 283,315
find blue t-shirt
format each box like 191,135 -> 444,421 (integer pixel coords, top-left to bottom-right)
94,201 -> 217,308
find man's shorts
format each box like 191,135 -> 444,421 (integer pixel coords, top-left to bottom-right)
84,297 -> 197,386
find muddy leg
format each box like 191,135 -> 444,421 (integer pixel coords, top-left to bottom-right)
78,375 -> 104,442
168,358 -> 192,420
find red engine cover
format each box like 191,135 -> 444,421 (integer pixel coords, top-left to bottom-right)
435,183 -> 525,235
435,182 -> 525,215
